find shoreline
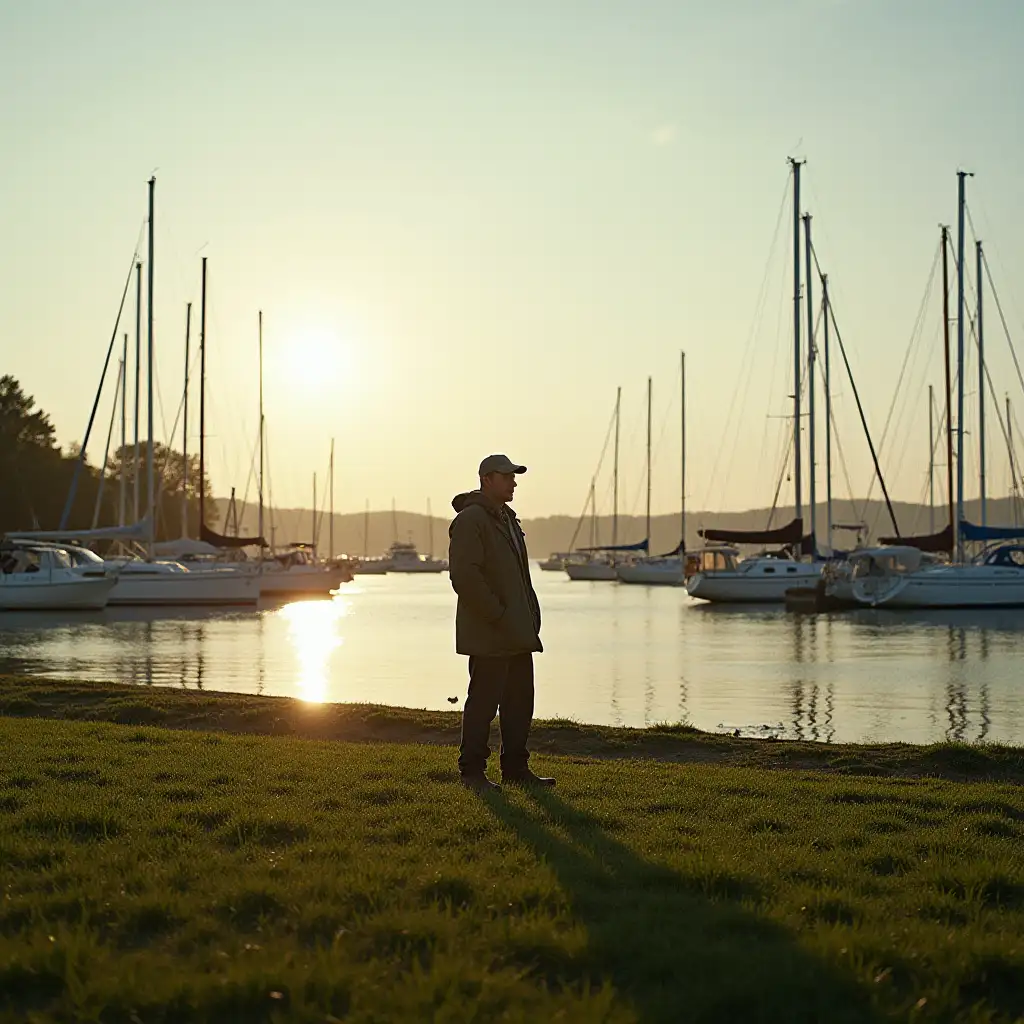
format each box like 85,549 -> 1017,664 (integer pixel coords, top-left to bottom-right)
1,674 -> 1021,783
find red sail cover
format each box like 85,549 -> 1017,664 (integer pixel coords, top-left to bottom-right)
699,517 -> 804,547
879,524 -> 952,554
200,522 -> 267,549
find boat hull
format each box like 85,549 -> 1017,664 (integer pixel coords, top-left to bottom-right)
258,567 -> 348,596
851,566 -> 1024,608
0,576 -> 116,611
687,565 -> 822,603
616,562 -> 685,586
107,572 -> 260,606
565,563 -> 617,581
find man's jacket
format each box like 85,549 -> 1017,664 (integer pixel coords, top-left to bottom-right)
448,490 -> 542,657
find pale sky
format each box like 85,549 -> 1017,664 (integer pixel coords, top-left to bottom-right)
3,0 -> 1023,524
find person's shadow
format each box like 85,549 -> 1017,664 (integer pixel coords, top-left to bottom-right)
479,786 -> 881,1023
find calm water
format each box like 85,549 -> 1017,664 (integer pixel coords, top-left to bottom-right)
1,568 -> 1022,745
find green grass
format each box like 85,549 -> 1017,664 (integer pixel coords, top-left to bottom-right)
2,716 -> 1024,1022
3,674 -> 1024,783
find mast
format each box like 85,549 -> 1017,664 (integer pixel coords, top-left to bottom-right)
364,500 -> 370,558
823,275 -> 833,549
645,375 -> 652,551
329,438 -> 335,561
391,498 -> 397,544
803,213 -> 816,555
146,177 -> 155,554
977,239 -> 986,529
427,497 -> 433,559
181,302 -> 191,538
941,226 -> 956,547
928,384 -> 935,534
119,331 -> 127,527
680,351 -> 686,553
312,474 -> 317,555
133,260 -> 142,524
789,157 -> 803,526
955,170 -> 970,560
589,479 -> 596,549
1009,396 -> 1019,528
612,386 -> 621,549
258,311 -> 265,551
199,257 -> 208,537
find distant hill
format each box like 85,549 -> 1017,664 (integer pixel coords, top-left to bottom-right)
212,496 -> 1024,558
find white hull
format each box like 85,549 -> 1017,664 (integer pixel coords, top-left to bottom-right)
616,561 -> 685,586
565,562 -> 618,581
0,576 -> 116,611
687,563 -> 822,603
107,571 -> 260,606
258,567 -> 347,596
388,561 -> 447,574
851,565 -> 1024,608
539,560 -> 565,572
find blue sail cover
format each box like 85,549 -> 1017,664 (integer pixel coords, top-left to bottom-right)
576,538 -> 649,554
959,519 -> 1024,542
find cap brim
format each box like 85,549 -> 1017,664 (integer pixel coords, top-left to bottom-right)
511,464 -> 527,474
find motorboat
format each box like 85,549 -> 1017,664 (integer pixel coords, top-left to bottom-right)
386,541 -> 447,574
352,557 -> 389,575
686,547 -> 821,603
839,544 -> 1024,609
0,545 -> 117,610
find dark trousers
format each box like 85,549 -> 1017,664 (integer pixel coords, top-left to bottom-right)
458,653 -> 534,777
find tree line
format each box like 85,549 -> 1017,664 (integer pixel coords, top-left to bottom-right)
0,375 -> 211,540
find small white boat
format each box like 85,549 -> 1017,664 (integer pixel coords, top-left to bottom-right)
538,552 -> 570,572
840,544 -> 1024,609
616,555 -> 688,586
565,554 -> 618,581
686,547 -> 822,603
0,546 -> 117,610
386,541 -> 447,574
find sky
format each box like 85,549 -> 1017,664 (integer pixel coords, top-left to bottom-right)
3,0 -> 1024,527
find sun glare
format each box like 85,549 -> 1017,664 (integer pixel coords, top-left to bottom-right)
287,325 -> 356,396
279,598 -> 347,703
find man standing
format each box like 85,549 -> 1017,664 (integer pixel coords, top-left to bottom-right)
449,454 -> 553,792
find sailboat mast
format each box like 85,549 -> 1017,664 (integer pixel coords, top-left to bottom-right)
928,384 -> 935,534
182,302 -> 191,539
427,497 -> 433,559
803,213 -> 816,554
680,351 -> 686,553
1009,396 -> 1019,528
329,439 -> 335,560
955,170 -> 969,560
589,479 -> 596,549
789,157 -> 803,526
146,177 -> 155,554
258,311 -> 265,547
364,500 -> 370,558
312,474 -> 317,556
822,275 -> 833,549
941,226 -> 955,547
133,260 -> 142,524
119,331 -> 127,527
612,386 -> 620,549
977,239 -> 986,529
199,257 -> 208,536
645,375 -> 652,552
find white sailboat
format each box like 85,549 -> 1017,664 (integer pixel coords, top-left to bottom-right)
618,352 -> 688,586
688,160 -> 823,603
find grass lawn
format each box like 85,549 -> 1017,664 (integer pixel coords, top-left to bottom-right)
1,706 -> 1023,1022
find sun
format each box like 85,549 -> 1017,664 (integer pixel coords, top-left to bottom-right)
288,325 -> 356,394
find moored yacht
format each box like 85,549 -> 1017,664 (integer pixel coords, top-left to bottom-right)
0,544 -> 118,611
386,541 -> 447,574
686,547 -> 821,603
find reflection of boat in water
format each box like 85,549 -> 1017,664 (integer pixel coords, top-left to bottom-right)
385,541 -> 447,574
0,545 -> 117,611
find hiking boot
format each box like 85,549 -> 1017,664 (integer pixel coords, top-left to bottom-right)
460,773 -> 501,793
502,770 -> 555,788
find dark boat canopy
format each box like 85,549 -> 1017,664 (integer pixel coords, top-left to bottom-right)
200,523 -> 267,549
699,517 -> 803,547
879,523 -> 951,554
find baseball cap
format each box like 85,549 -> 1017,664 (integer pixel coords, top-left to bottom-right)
478,454 -> 527,476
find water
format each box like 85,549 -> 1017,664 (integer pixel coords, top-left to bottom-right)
1,568 -> 1023,745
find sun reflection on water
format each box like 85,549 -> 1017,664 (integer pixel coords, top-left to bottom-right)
278,598 -> 348,703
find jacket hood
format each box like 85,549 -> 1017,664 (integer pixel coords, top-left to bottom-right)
452,490 -> 498,514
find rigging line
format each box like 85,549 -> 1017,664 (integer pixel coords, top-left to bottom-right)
700,172 -> 790,509
982,251 -> 1024,401
567,399 -> 618,551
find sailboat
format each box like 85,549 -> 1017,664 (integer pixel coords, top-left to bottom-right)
687,160 -> 822,603
618,353 -> 689,586
845,173 -> 1024,608
567,382 -> 651,580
